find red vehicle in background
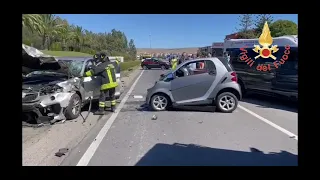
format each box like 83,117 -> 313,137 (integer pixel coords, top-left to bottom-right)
141,58 -> 170,70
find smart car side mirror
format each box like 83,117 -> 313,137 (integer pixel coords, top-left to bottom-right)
167,73 -> 174,79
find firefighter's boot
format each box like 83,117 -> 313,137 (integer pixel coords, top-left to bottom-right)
94,107 -> 105,115
110,105 -> 116,112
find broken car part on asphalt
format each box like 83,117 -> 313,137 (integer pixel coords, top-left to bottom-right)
55,148 -> 69,157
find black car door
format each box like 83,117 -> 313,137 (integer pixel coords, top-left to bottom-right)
271,47 -> 298,95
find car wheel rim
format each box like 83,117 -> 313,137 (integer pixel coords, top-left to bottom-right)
219,95 -> 235,111
72,97 -> 81,115
143,66 -> 147,69
152,95 -> 167,110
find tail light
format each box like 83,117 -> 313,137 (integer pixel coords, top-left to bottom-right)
231,71 -> 237,82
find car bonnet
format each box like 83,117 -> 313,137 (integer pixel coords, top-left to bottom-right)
22,44 -> 68,74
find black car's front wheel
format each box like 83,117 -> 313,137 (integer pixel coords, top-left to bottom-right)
161,65 -> 166,70
142,65 -> 148,70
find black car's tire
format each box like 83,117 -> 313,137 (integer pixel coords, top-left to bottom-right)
64,93 -> 82,120
143,65 -> 148,70
149,94 -> 170,111
161,65 -> 166,70
215,92 -> 238,113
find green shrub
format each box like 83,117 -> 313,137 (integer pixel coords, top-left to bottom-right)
120,61 -> 141,71
23,39 -> 32,46
50,42 -> 63,51
80,48 -> 95,55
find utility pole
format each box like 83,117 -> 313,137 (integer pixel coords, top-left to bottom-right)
149,34 -> 152,49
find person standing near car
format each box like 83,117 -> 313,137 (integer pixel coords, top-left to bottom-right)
84,53 -> 118,114
178,52 -> 187,65
171,56 -> 178,70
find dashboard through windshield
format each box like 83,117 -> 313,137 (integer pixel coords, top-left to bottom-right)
59,60 -> 84,77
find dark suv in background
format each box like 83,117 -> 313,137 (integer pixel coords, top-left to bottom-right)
141,58 -> 170,70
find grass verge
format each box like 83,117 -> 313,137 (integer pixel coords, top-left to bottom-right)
41,50 -> 140,73
41,50 -> 92,57
120,61 -> 141,71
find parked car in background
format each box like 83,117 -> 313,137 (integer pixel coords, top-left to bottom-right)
141,57 -> 171,70
145,57 -> 242,113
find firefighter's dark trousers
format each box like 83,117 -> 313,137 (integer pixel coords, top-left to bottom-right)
98,88 -> 116,109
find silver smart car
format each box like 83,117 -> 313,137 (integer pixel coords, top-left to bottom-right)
146,57 -> 242,113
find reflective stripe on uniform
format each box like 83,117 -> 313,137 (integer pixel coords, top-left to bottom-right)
100,64 -> 118,90
111,100 -> 116,106
85,70 -> 93,77
99,102 -> 105,107
106,67 -> 115,83
101,82 -> 118,90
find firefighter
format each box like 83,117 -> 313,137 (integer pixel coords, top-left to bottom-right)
171,56 -> 178,70
84,53 -> 118,114
93,52 -> 100,64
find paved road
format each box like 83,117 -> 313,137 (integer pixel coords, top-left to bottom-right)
63,69 -> 298,166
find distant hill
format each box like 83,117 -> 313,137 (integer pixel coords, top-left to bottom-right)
137,48 -> 199,54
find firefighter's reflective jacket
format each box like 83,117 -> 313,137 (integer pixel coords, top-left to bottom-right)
85,61 -> 118,90
112,58 -> 121,74
171,58 -> 178,70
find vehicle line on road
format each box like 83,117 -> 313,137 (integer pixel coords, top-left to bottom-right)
76,70 -> 145,166
238,105 -> 298,140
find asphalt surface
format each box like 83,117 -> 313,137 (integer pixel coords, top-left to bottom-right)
63,69 -> 298,166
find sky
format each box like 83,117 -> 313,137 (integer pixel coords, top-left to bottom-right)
57,14 -> 298,49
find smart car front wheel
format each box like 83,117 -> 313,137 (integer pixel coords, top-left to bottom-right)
216,92 -> 238,113
150,94 -> 169,111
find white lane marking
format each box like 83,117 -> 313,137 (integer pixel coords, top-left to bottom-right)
77,70 -> 145,166
238,105 -> 298,141
133,95 -> 143,99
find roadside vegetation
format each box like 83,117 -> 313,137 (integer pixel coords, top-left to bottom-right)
22,14 -> 137,62
236,14 -> 298,39
41,50 -> 92,57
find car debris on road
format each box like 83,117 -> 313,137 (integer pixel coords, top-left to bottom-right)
55,148 -> 69,157
151,115 -> 157,120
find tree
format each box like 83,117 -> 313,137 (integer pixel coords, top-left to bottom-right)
22,14 -> 137,61
36,14 -> 65,50
255,14 -> 274,35
236,14 -> 256,39
22,14 -> 42,33
128,39 -> 137,59
269,20 -> 298,37
237,14 -> 254,32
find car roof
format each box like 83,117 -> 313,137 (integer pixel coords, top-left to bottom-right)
55,57 -> 93,61
176,57 -> 228,70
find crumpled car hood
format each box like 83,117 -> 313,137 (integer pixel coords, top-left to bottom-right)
22,44 -> 68,74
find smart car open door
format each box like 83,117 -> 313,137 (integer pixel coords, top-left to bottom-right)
170,60 -> 216,104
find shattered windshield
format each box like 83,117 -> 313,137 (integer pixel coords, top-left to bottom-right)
59,60 -> 84,77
